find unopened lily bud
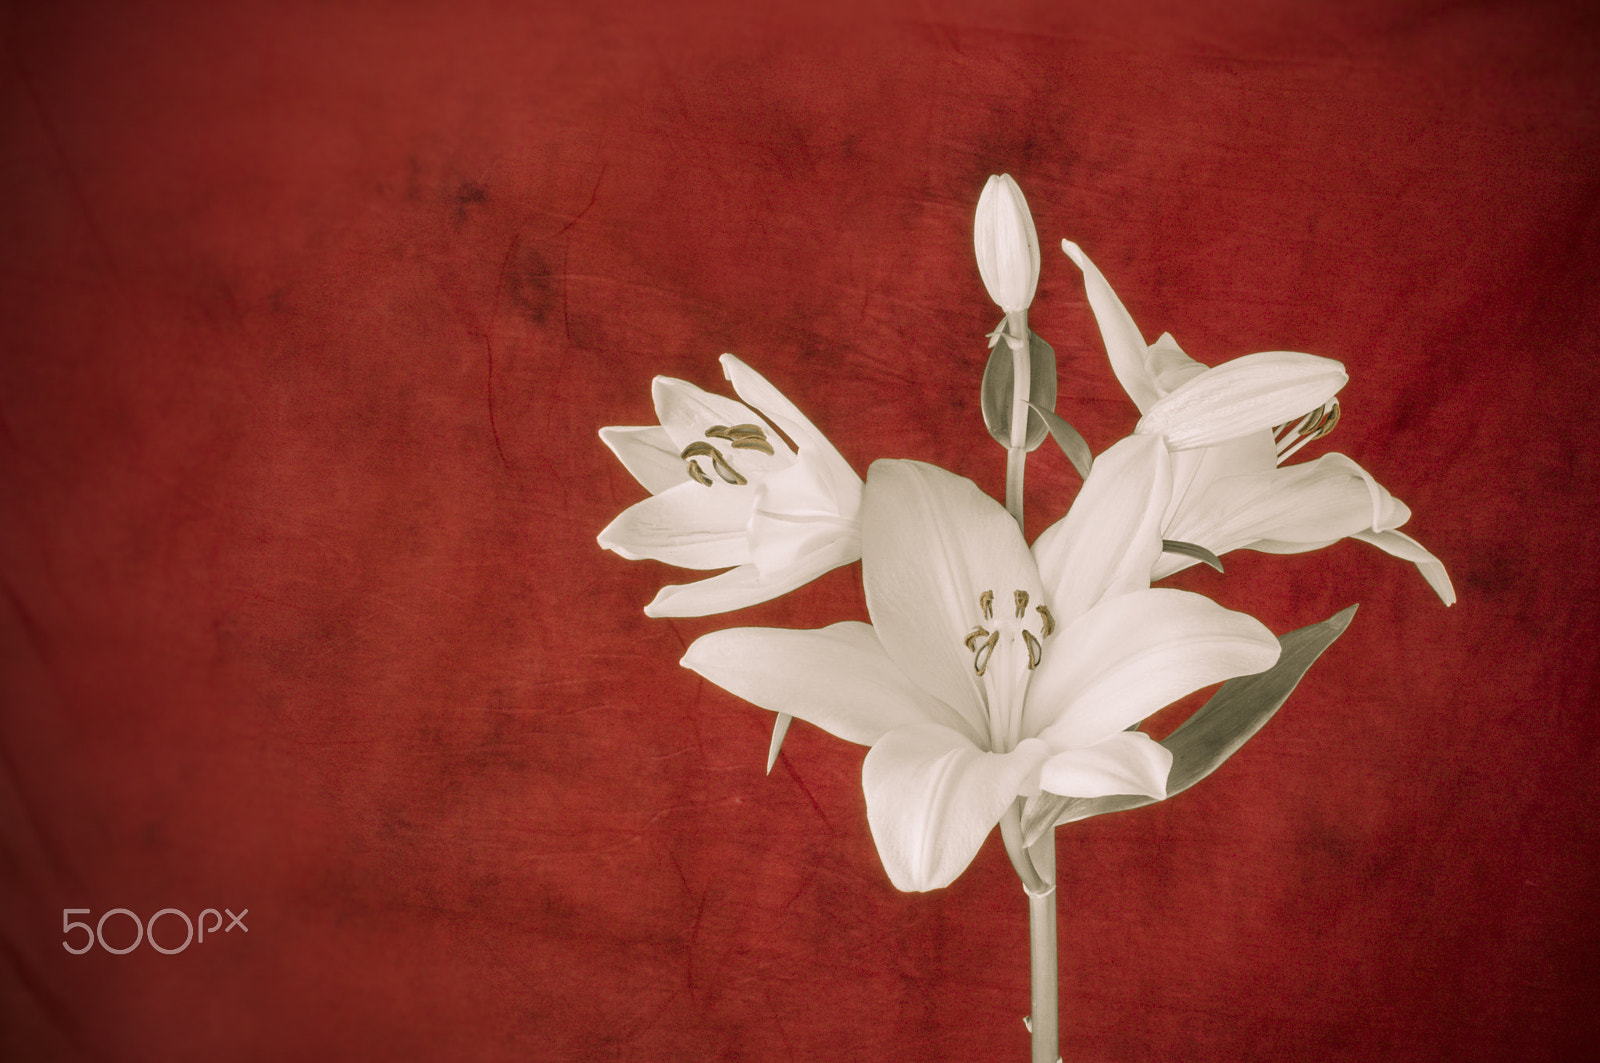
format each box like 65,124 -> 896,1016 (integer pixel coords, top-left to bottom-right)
973,174 -> 1041,313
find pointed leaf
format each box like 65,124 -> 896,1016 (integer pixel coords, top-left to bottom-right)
1161,539 -> 1224,573
1026,402 -> 1093,479
981,327 -> 1057,452
1022,604 -> 1358,843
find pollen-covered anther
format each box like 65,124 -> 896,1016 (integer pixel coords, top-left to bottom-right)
1022,630 -> 1043,669
964,626 -> 990,652
971,630 -> 999,676
705,423 -> 776,455
979,590 -> 994,621
1014,589 -> 1029,619
1036,605 -> 1055,638
680,440 -> 748,486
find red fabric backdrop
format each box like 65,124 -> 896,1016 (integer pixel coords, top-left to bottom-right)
3,1 -> 1597,1059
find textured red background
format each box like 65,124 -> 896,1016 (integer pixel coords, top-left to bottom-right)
3,1 -> 1597,1060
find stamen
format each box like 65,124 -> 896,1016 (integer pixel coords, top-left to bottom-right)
964,626 -> 991,652
971,630 -> 999,676
1036,605 -> 1055,638
979,590 -> 994,621
686,460 -> 713,487
709,453 -> 747,485
1022,630 -> 1042,669
1014,590 -> 1029,619
680,440 -> 747,486
1274,399 -> 1341,464
705,424 -> 776,455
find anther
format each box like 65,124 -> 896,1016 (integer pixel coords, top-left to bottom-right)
680,440 -> 747,486
972,630 -> 999,676
1014,590 -> 1029,619
686,461 -> 713,486
964,626 -> 991,652
1036,605 -> 1055,638
705,424 -> 776,455
979,590 -> 994,621
1022,630 -> 1042,669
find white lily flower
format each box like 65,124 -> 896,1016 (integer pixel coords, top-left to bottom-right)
974,174 -> 1041,313
598,354 -> 863,617
1063,240 -> 1456,605
682,436 -> 1281,891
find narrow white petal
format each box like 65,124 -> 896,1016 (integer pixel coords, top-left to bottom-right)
1061,240 -> 1163,413
862,460 -> 1041,740
1025,588 -> 1280,748
1033,434 -> 1170,628
599,425 -> 686,494
1136,351 -> 1348,450
864,724 -> 1049,891
1038,731 -> 1173,800
1352,528 -> 1457,606
644,543 -> 850,617
1162,452 -> 1413,563
1146,332 -> 1208,396
596,481 -> 752,569
681,624 -> 977,746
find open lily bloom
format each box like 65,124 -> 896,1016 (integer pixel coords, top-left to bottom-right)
1063,240 -> 1455,605
598,354 -> 863,617
682,436 -> 1281,891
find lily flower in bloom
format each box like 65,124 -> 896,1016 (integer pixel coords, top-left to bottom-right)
974,174 -> 1041,315
598,354 -> 863,617
1062,240 -> 1455,605
682,436 -> 1281,891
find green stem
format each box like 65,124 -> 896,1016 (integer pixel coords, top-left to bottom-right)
1027,871 -> 1060,1063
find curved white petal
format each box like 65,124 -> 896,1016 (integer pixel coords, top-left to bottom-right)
1136,351 -> 1348,451
1062,240 -> 1164,413
1033,434 -> 1170,628
681,623 -> 978,746
1146,332 -> 1209,397
1162,452 -> 1413,564
864,724 -> 1049,891
862,460 -> 1041,743
596,481 -> 753,569
651,375 -> 795,474
644,542 -> 853,617
1163,431 -> 1277,529
1038,731 -> 1172,800
599,425 -> 686,494
720,354 -> 859,498
1352,528 -> 1456,606
1025,588 -> 1280,748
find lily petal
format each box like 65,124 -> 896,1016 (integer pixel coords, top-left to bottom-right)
1350,528 -> 1457,606
1025,588 -> 1280,747
1158,452 -> 1414,574
1061,240 -> 1167,412
721,355 -> 858,491
1136,351 -> 1348,451
1037,731 -> 1172,800
863,724 -> 1049,891
646,543 -> 847,617
681,623 -> 979,746
596,480 -> 753,569
599,425 -> 687,495
862,460 -> 1043,742
1032,434 -> 1171,628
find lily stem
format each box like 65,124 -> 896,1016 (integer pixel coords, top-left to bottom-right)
1005,308 -> 1030,529
1000,803 -> 1060,1063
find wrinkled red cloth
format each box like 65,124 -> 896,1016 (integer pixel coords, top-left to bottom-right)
2,1 -> 1596,1060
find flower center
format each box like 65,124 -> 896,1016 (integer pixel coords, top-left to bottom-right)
962,588 -> 1056,676
681,423 -> 775,486
1273,399 -> 1340,464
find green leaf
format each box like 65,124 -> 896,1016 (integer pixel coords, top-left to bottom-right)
1026,401 -> 1093,479
1162,539 -> 1224,573
1022,604 -> 1359,845
981,325 -> 1057,452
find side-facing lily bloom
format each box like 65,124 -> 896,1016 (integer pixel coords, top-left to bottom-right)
682,436 -> 1281,891
598,354 -> 863,617
1062,240 -> 1455,605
